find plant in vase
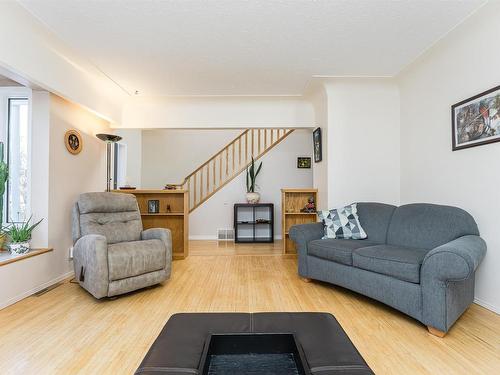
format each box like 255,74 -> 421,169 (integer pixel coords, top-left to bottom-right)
5,216 -> 43,255
0,142 -> 8,250
246,157 -> 262,203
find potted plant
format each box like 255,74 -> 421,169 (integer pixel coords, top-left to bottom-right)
0,142 -> 8,250
246,157 -> 262,203
5,216 -> 43,255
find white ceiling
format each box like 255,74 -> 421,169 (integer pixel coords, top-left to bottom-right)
19,0 -> 484,96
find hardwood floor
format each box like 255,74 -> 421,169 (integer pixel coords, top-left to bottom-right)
0,240 -> 498,374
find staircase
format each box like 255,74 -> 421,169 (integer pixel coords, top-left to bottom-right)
182,128 -> 295,212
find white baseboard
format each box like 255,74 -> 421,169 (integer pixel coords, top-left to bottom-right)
474,298 -> 500,315
0,270 -> 74,311
189,235 -> 218,240
189,235 -> 283,240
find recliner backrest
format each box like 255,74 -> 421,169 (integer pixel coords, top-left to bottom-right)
387,203 -> 479,249
72,192 -> 142,244
356,202 -> 397,244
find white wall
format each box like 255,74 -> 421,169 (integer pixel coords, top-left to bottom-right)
115,129 -> 142,188
0,93 -> 110,309
310,79 -> 401,209
188,129 -> 313,239
308,85 -> 329,209
0,2 -> 125,123
30,91 -> 50,247
141,129 -> 241,187
120,96 -> 315,129
398,2 -> 500,313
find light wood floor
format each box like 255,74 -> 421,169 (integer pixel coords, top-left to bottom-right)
0,240 -> 498,375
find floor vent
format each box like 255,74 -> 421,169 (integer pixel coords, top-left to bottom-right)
34,281 -> 64,297
217,228 -> 234,241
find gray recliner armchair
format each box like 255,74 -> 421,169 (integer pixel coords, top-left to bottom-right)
72,192 -> 172,299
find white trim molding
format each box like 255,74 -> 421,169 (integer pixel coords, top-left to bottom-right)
0,270 -> 74,310
474,298 -> 500,315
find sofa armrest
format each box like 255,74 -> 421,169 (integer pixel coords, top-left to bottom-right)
289,222 -> 324,247
421,235 -> 486,282
142,228 -> 173,267
421,235 -> 486,332
289,222 -> 324,277
73,234 -> 109,298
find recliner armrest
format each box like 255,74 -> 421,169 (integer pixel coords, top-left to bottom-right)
141,228 -> 173,266
421,235 -> 486,282
73,234 -> 109,298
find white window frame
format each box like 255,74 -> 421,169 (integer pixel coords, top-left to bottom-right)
0,87 -> 32,224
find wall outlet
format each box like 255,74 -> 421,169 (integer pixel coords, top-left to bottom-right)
69,246 -> 74,260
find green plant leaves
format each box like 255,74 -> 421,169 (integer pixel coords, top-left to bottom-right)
246,156 -> 263,193
4,215 -> 43,243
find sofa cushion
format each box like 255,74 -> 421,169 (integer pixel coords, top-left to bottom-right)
318,203 -> 367,239
356,202 -> 397,243
352,245 -> 429,283
308,239 -> 379,266
387,203 -> 479,250
108,239 -> 166,281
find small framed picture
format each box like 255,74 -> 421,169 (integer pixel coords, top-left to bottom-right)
297,157 -> 311,169
64,129 -> 83,155
148,200 -> 160,213
313,127 -> 322,162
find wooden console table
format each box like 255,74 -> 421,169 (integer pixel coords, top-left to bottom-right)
114,190 -> 189,259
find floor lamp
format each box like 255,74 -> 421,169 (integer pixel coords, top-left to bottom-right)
96,133 -> 122,192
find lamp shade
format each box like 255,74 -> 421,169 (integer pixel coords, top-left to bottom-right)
96,133 -> 122,143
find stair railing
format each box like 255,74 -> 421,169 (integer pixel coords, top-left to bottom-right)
181,128 -> 294,212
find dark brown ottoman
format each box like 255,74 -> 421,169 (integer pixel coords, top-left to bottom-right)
136,312 -> 374,375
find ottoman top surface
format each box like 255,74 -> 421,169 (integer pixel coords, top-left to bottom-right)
136,312 -> 373,375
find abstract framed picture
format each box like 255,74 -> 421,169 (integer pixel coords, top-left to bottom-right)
297,157 -> 311,169
313,127 -> 322,162
452,84 -> 500,151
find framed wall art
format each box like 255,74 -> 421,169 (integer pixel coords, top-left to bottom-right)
313,127 -> 322,162
64,129 -> 83,155
452,85 -> 500,151
297,157 -> 311,169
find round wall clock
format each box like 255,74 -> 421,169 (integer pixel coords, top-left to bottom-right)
64,130 -> 83,155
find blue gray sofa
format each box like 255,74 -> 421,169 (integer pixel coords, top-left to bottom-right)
289,203 -> 486,336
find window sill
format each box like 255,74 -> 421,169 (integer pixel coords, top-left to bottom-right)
0,248 -> 53,267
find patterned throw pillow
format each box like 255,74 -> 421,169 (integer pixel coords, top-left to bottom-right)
317,203 -> 367,240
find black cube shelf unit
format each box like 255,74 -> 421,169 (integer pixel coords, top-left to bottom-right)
234,203 -> 274,243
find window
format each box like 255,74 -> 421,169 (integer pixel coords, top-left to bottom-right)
7,98 -> 30,222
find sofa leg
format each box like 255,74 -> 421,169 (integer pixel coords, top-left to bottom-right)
427,326 -> 446,337
301,277 -> 312,283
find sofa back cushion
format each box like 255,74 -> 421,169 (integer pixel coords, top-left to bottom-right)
356,202 -> 397,244
387,203 -> 479,249
73,192 -> 142,244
